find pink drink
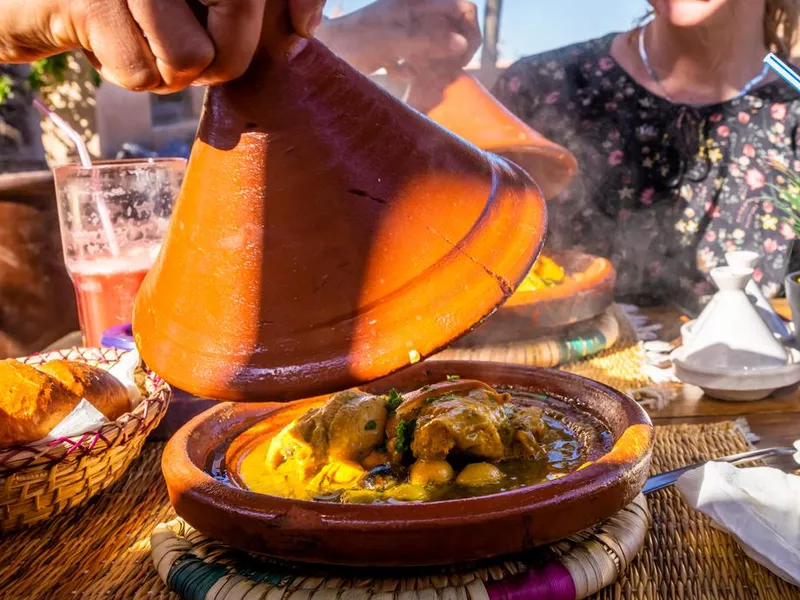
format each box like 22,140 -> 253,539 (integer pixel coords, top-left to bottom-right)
53,159 -> 184,348
68,249 -> 158,347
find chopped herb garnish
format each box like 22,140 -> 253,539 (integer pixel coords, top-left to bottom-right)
420,385 -> 432,392
364,420 -> 377,431
446,375 -> 460,381
395,419 -> 416,454
424,396 -> 438,405
385,388 -> 404,412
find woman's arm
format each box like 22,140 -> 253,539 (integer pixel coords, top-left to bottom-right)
316,0 -> 480,77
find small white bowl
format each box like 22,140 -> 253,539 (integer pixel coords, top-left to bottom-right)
672,346 -> 800,401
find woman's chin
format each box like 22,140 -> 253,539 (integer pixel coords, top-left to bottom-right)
652,0 -> 733,28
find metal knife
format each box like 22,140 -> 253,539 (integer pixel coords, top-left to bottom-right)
643,443 -> 799,495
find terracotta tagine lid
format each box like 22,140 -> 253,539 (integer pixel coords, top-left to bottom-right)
405,69 -> 578,200
133,4 -> 547,402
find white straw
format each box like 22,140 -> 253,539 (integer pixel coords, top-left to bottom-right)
33,97 -> 120,257
34,98 -> 93,168
764,53 -> 800,94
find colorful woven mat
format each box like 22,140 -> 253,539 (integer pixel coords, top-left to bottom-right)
560,306 -> 667,397
152,496 -> 649,600
0,422 -> 796,599
435,305 -> 665,402
434,307 -> 620,369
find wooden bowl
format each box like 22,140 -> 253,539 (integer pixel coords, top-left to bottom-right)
162,361 -> 653,567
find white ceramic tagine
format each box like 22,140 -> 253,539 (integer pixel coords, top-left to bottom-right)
681,251 -> 793,344
726,250 -> 793,342
672,265 -> 800,401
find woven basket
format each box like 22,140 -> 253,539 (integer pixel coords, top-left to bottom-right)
0,347 -> 171,534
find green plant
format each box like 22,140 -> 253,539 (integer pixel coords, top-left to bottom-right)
0,53 -> 101,104
766,159 -> 800,238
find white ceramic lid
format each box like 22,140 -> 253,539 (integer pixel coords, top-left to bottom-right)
682,266 -> 788,371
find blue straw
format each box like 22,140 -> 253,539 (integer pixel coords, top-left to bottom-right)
764,52 -> 800,93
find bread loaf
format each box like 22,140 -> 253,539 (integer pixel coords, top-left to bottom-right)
0,359 -> 131,447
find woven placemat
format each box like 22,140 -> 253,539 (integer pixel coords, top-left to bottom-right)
560,305 -> 656,393
151,495 -> 649,600
0,421 -> 796,600
435,305 -> 660,398
434,307 -> 620,368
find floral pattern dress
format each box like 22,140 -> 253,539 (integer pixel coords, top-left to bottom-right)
493,33 -> 800,314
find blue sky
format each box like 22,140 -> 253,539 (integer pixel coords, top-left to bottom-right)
326,0 -> 650,63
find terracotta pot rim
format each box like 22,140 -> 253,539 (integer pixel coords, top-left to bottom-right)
504,251 -> 617,308
163,363 -> 652,522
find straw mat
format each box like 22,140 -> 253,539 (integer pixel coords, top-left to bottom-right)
0,421 -> 795,599
437,305 -> 665,398
434,307 -> 620,368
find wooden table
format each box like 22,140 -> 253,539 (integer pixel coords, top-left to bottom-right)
643,306 -> 800,472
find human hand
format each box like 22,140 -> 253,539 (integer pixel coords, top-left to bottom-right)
318,0 -> 480,78
0,0 -> 326,93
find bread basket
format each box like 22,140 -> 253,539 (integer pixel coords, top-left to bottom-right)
0,347 -> 171,533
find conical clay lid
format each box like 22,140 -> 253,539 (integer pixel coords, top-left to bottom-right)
406,71 -> 578,200
133,6 -> 547,401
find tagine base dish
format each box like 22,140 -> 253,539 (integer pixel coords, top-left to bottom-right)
162,361 -> 653,567
152,494 -> 648,600
672,346 -> 800,401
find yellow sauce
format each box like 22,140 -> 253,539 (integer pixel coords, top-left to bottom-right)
234,410 -> 588,503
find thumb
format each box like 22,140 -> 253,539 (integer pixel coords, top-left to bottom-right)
290,0 -> 326,38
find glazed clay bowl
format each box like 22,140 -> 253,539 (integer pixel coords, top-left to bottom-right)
162,361 -> 653,567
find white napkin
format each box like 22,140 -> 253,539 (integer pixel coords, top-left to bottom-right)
36,350 -> 143,443
108,349 -> 143,408
39,399 -> 108,442
676,454 -> 800,586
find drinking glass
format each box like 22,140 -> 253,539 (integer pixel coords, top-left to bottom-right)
53,158 -> 185,347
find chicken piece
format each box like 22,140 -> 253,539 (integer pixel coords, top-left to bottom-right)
384,380 -> 508,460
410,390 -> 509,462
386,380 -> 547,465
388,380 -> 504,434
501,405 -> 547,459
267,389 -> 389,479
294,389 -> 389,461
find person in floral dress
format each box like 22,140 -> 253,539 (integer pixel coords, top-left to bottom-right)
493,0 -> 800,314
